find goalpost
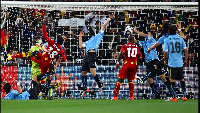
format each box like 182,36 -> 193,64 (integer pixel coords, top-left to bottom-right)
1,1 -> 198,99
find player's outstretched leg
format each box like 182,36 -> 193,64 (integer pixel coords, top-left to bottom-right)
7,53 -> 26,60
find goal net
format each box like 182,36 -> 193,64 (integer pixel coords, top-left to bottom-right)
1,1 -> 198,99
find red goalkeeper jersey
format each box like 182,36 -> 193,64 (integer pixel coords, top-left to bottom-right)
42,25 -> 66,62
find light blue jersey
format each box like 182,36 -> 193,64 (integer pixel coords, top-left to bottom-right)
83,30 -> 104,52
4,90 -> 29,100
157,33 -> 169,45
163,34 -> 187,67
137,35 -> 159,63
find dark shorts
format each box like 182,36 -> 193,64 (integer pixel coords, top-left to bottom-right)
168,67 -> 184,80
82,52 -> 97,72
28,80 -> 40,99
146,59 -> 164,78
156,58 -> 164,69
155,58 -> 168,76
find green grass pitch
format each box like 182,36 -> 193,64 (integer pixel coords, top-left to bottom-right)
1,99 -> 198,113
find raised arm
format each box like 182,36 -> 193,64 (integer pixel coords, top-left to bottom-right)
42,19 -> 51,41
177,22 -> 186,39
79,31 -> 84,48
164,51 -> 168,65
133,26 -> 147,38
13,79 -> 22,94
147,43 -> 161,54
184,48 -> 188,66
101,13 -> 114,31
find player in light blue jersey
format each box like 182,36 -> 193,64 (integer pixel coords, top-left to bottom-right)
133,26 -> 164,99
4,79 -> 29,100
79,13 -> 114,97
163,25 -> 188,101
136,22 -> 186,101
3,72 -> 61,100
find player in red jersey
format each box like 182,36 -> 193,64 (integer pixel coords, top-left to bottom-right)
30,19 -> 66,99
112,35 -> 142,100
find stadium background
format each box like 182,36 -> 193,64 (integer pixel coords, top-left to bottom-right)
1,2 -> 198,100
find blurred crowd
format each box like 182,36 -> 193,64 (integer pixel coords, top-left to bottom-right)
0,6 -> 198,65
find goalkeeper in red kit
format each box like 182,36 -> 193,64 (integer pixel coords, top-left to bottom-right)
30,19 -> 66,99
112,35 -> 142,100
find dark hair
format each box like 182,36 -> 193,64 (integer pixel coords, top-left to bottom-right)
33,36 -> 40,45
161,22 -> 170,36
128,34 -> 135,42
33,36 -> 40,41
149,31 -> 156,38
50,32 -> 55,37
3,83 -> 11,94
57,37 -> 64,45
169,26 -> 177,35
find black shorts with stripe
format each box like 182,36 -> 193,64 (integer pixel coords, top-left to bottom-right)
168,66 -> 184,80
146,59 -> 164,78
82,52 -> 97,72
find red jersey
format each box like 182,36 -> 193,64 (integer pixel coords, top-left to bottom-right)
120,42 -> 142,64
42,25 -> 66,62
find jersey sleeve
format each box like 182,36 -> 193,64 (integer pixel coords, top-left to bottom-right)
157,36 -> 165,44
120,44 -> 126,53
163,38 -> 168,52
82,41 -> 88,48
42,25 -> 53,44
137,40 -> 143,47
146,35 -> 156,43
12,90 -> 20,96
60,49 -> 66,62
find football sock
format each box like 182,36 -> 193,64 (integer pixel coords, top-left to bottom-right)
164,80 -> 176,98
82,76 -> 87,91
36,72 -> 54,81
114,82 -> 121,97
170,82 -> 177,98
49,88 -> 52,97
94,74 -> 101,88
171,82 -> 175,90
128,82 -> 134,98
150,82 -> 160,97
43,80 -> 51,96
180,81 -> 186,97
